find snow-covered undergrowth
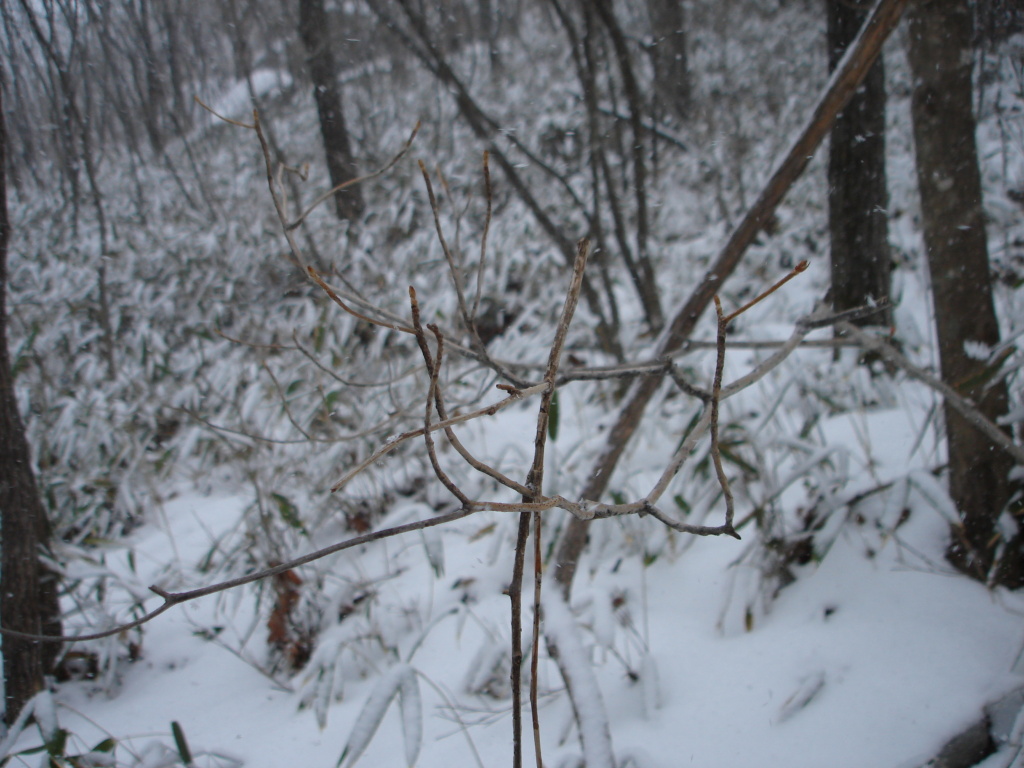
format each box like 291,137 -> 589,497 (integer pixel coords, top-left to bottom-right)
4,0 -> 1024,766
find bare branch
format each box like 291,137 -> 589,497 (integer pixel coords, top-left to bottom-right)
286,122 -> 420,230
308,265 -> 417,335
710,296 -> 736,532
527,238 -> 591,495
839,322 -> 1024,466
0,509 -> 474,644
723,260 -> 809,323
329,382 -> 548,493
193,95 -> 255,129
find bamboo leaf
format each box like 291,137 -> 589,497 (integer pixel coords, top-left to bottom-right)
338,664 -> 418,768
171,721 -> 193,767
271,492 -> 306,534
397,669 -> 423,766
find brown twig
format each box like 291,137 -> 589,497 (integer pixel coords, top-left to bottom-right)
289,329 -> 420,389
703,265 -> 811,533
531,509 -> 544,768
710,297 -> 736,532
419,160 -> 477,343
329,381 -> 549,493
262,362 -> 318,442
307,265 -> 417,335
838,322 -> 1024,466
409,288 -> 472,507
723,260 -> 809,324
252,111 -> 305,271
286,122 -> 420,230
193,95 -> 255,129
510,511 -> 532,768
517,238 -> 591,767
0,509 -> 474,644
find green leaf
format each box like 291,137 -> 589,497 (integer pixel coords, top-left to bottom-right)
171,721 -> 193,766
673,495 -> 691,515
45,729 -> 68,758
271,493 -> 307,534
547,390 -> 560,442
324,390 -> 343,412
90,738 -> 117,754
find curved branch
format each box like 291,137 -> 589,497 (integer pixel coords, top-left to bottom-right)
0,509 -> 474,644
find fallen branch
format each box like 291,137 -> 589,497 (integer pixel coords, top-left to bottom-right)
838,322 -> 1024,466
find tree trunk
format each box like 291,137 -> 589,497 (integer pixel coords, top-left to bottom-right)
907,0 -> 1020,586
644,0 -> 691,121
298,0 -> 364,223
826,0 -> 892,326
0,70 -> 62,724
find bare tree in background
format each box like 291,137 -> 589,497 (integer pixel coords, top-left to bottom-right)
644,0 -> 691,122
907,0 -> 1021,586
826,0 -> 892,327
297,0 -> 364,222
0,70 -> 63,726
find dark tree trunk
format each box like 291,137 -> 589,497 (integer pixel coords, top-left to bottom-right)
0,70 -> 62,725
297,0 -> 364,222
907,0 -> 1020,586
644,0 -> 691,122
589,0 -> 664,333
826,0 -> 892,326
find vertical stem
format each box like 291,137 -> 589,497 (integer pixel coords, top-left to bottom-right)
531,510 -> 544,768
509,511 -> 531,768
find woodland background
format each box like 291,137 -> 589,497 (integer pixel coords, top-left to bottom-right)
1,0 -> 1024,767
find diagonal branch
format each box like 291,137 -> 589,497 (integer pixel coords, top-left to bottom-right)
552,0 -> 910,598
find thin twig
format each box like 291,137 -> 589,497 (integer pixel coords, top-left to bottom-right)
510,511 -> 532,768
409,288 -> 472,507
518,238 -> 590,767
175,407 -> 312,445
531,509 -> 544,768
307,265 -> 417,335
527,238 -> 592,494
193,95 -> 255,129
723,260 -> 809,323
290,329 -> 420,388
710,297 -> 736,531
252,111 -> 305,270
0,509 -> 474,644
329,382 -> 548,493
286,122 -> 420,230
839,322 -> 1024,466
423,343 -> 533,496
262,362 -> 317,441
643,304 -> 834,513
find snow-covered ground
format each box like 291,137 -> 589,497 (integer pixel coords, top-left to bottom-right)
18,470 -> 1024,768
